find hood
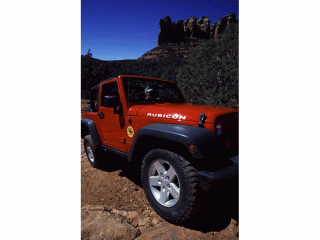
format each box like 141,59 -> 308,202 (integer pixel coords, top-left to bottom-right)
127,103 -> 238,123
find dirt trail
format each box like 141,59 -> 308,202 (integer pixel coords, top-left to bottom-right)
81,139 -> 150,212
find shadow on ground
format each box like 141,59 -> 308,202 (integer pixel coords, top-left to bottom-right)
97,152 -> 238,233
184,182 -> 238,233
97,151 -> 143,186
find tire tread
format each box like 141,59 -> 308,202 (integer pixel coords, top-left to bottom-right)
141,149 -> 205,224
84,134 -> 102,168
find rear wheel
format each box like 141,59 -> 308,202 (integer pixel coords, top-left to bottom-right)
83,135 -> 102,168
141,149 -> 202,224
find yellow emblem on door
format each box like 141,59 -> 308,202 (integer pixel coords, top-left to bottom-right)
127,126 -> 134,138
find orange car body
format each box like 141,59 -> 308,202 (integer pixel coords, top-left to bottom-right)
82,75 -> 238,156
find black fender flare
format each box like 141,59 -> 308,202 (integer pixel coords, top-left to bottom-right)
81,118 -> 101,147
128,123 -> 218,162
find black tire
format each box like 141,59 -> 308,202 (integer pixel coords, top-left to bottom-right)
83,134 -> 102,168
141,149 -> 202,224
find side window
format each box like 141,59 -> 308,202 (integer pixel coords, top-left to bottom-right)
100,81 -> 120,108
89,86 -> 99,112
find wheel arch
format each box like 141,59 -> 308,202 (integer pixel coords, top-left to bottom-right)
128,123 -> 218,169
81,118 -> 101,146
130,135 -> 192,165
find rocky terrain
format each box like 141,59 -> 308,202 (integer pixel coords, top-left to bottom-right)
81,100 -> 239,239
137,39 -> 201,61
157,13 -> 238,45
138,13 -> 238,61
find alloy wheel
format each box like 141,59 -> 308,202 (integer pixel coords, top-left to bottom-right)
148,160 -> 181,207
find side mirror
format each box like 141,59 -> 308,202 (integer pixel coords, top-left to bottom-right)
103,95 -> 119,107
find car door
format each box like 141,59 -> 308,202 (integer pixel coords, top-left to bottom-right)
97,80 -> 126,152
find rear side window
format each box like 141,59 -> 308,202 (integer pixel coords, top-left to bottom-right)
100,81 -> 120,107
89,86 -> 99,112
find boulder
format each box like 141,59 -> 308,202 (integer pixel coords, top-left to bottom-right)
136,221 -> 213,240
81,210 -> 141,240
81,207 -> 238,239
137,216 -> 151,226
136,219 -> 239,240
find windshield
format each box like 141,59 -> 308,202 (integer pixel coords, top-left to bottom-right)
123,77 -> 185,105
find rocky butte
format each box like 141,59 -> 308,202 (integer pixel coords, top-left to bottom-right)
138,13 -> 238,61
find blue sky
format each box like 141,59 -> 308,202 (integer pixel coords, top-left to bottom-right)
81,0 -> 239,60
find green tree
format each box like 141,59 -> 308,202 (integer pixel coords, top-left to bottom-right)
176,23 -> 238,107
85,49 -> 93,58
81,49 -> 111,98
159,46 -> 184,82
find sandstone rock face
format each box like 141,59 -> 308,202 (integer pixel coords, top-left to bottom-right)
213,13 -> 238,41
210,22 -> 217,39
157,13 -> 238,46
172,20 -> 185,43
227,13 -> 237,25
157,16 -> 186,45
184,16 -> 197,38
197,16 -> 211,39
158,15 -> 173,45
138,39 -> 200,61
81,209 -> 141,240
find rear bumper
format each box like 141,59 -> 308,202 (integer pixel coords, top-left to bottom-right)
197,155 -> 239,191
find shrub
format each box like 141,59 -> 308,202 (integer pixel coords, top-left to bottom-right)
176,23 -> 238,108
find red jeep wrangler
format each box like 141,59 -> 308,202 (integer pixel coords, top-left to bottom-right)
81,75 -> 239,224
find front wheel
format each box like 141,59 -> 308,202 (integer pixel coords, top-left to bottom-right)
141,149 -> 202,224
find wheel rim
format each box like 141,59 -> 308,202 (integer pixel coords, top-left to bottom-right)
85,143 -> 94,163
148,160 -> 180,207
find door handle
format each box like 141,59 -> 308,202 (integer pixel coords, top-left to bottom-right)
97,112 -> 104,119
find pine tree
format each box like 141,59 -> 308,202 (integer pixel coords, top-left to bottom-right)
85,49 -> 93,58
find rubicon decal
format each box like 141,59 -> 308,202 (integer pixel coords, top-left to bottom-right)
147,113 -> 186,120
